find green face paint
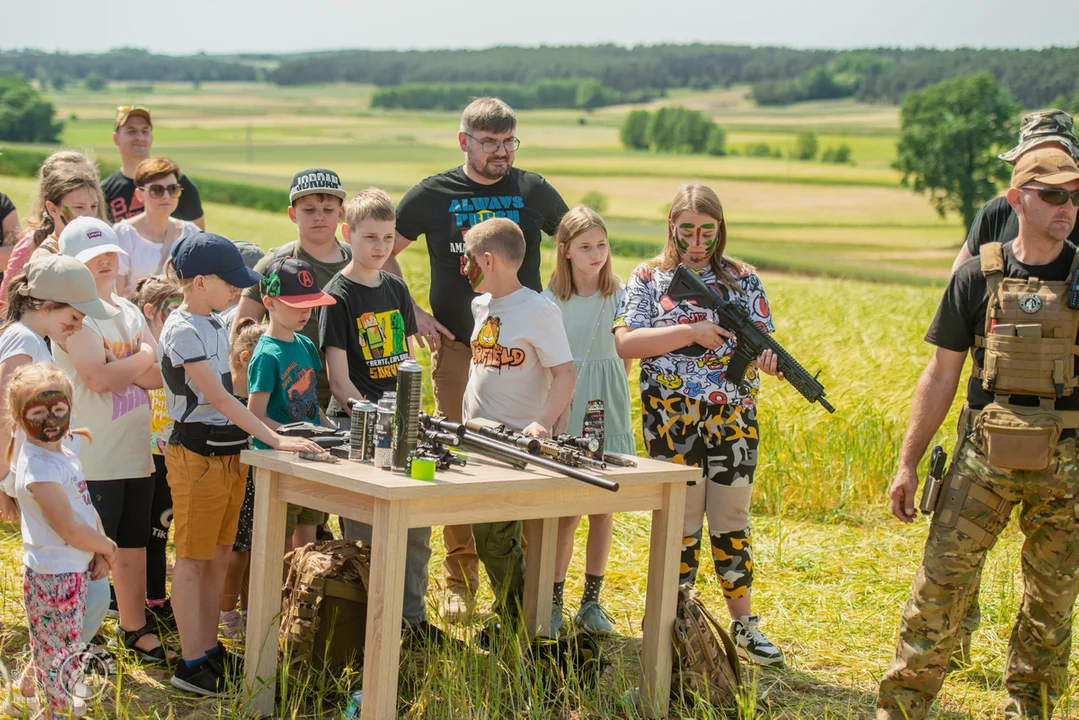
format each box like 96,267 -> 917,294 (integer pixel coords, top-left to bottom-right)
60,205 -> 74,227
674,221 -> 719,257
463,254 -> 485,290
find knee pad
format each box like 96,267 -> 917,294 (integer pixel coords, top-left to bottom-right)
708,485 -> 752,534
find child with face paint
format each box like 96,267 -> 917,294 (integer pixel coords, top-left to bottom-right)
460,218 -> 576,633
131,275 -> 183,629
541,206 -> 634,637
7,363 -> 115,719
613,184 -> 786,668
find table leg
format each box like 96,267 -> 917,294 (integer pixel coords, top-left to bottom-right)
639,481 -> 688,718
244,468 -> 288,719
360,498 -> 409,720
522,517 -> 558,637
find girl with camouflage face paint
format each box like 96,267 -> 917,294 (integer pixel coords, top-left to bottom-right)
613,184 -> 786,667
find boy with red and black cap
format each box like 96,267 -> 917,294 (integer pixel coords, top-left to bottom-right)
158,232 -> 321,696
246,255 -> 338,550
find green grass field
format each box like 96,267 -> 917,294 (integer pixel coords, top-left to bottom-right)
0,82 -> 1068,719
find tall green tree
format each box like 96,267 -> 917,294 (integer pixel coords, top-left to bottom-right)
0,75 -> 62,143
620,109 -> 651,150
894,74 -> 1020,233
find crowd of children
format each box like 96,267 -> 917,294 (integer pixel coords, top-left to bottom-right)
0,112 -> 790,715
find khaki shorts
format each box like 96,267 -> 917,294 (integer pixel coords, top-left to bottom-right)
285,504 -> 326,538
432,337 -> 471,423
165,444 -> 247,561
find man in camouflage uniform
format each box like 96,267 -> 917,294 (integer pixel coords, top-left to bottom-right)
879,147 -> 1079,719
947,109 -> 1079,666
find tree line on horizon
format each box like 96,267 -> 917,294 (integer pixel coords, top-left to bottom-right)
2,45 -> 1079,108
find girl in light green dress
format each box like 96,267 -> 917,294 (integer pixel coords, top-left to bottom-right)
542,205 -> 634,636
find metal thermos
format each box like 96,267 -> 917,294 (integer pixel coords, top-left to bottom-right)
392,360 -> 422,471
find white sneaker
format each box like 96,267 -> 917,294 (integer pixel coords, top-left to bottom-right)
730,614 -> 785,667
439,587 -> 474,624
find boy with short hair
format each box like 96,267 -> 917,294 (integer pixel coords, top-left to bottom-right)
158,232 -> 321,696
318,188 -> 445,643
234,168 -> 352,411
247,255 -> 337,550
460,217 -> 575,627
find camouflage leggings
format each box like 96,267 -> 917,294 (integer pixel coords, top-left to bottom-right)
878,437 -> 1079,720
641,381 -> 758,598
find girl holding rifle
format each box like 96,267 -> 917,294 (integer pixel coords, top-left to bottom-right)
613,184 -> 785,667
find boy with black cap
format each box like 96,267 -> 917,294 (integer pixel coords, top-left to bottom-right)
234,169 -> 351,413
247,255 -> 337,550
158,232 -> 321,696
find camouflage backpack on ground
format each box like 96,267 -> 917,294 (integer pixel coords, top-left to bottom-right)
670,585 -> 744,707
280,540 -> 370,670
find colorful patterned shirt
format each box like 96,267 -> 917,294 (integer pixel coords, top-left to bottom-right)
614,262 -> 774,406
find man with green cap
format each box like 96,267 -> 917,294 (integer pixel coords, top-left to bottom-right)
951,109 -> 1079,272
879,146 -> 1079,719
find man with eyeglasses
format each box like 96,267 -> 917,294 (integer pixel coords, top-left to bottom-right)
102,106 -> 206,230
878,146 -> 1079,719
385,96 -> 568,621
951,109 -> 1079,273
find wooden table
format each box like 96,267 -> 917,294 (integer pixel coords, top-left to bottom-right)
241,448 -> 695,720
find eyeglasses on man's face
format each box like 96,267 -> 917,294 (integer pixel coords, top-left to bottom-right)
464,133 -> 521,153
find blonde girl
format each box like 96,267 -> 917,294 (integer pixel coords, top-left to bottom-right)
8,363 -> 114,719
541,206 -> 634,636
132,275 -> 183,625
219,316 -> 267,638
0,152 -> 106,300
613,184 -> 785,667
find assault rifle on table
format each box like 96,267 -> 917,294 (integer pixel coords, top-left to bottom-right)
411,427 -> 468,471
467,419 -> 608,471
666,265 -> 836,413
276,421 -> 348,448
553,433 -> 638,468
420,415 -> 619,492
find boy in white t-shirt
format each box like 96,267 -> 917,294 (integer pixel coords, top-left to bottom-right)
460,218 -> 575,629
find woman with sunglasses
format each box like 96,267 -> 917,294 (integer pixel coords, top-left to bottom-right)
112,157 -> 200,297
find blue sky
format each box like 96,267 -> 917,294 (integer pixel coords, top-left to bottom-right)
1,0 -> 1069,55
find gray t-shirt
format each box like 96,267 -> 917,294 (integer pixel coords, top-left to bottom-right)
158,308 -> 233,426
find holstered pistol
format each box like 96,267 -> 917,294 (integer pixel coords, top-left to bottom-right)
919,445 -> 947,515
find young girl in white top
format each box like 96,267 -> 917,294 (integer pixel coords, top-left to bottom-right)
52,217 -> 170,665
112,157 -> 200,297
541,206 -> 634,636
9,363 -> 115,718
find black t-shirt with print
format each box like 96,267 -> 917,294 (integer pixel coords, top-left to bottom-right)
102,171 -> 204,223
926,240 -> 1079,411
0,192 -> 15,227
395,166 -> 568,343
318,271 -> 418,414
964,195 -> 1079,256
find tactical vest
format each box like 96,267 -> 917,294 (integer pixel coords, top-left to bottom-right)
968,242 -> 1079,470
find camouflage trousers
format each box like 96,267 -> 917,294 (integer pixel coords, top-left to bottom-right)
877,437 -> 1079,720
641,381 -> 757,598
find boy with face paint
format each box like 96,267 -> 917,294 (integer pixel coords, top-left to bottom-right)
459,218 -> 575,633
9,363 -> 116,718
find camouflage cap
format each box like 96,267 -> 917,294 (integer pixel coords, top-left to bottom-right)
999,109 -> 1079,164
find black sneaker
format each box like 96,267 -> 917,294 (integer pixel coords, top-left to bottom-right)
730,615 -> 785,668
206,643 -> 243,679
402,621 -> 460,650
170,659 -> 225,697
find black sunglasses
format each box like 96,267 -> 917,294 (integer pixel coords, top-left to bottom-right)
143,183 -> 183,199
1024,185 -> 1079,206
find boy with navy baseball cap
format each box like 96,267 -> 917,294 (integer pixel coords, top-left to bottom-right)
157,232 -> 321,696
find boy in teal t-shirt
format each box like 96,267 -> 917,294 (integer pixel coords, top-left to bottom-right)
247,255 -> 338,549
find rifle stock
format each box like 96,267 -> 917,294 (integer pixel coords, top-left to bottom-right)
665,265 -> 835,414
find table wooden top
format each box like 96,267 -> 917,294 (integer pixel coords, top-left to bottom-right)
241,448 -> 699,501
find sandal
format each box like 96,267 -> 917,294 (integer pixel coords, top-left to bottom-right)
118,624 -> 175,666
